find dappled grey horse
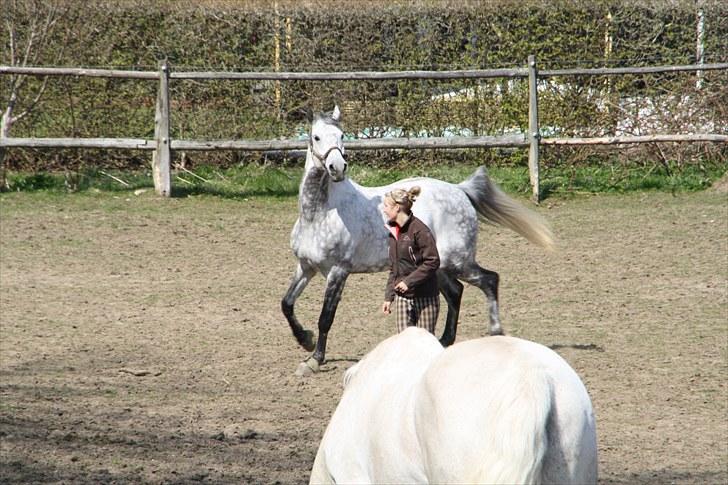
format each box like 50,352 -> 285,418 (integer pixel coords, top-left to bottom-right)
282,106 -> 554,375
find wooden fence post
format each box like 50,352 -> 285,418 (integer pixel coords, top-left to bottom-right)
527,55 -> 541,204
152,59 -> 171,196
696,3 -> 705,90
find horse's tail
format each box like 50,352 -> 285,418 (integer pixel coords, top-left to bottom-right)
475,364 -> 553,484
458,166 -> 555,251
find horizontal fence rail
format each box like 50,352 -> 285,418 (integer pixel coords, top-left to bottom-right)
0,65 -> 160,79
2,60 -> 727,200
0,138 -> 156,149
3,63 -> 727,80
170,135 -> 530,151
541,134 -> 728,145
539,62 -> 728,77
169,68 -> 529,80
4,134 -> 725,151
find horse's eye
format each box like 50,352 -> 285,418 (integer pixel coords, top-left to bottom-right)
313,135 -> 320,142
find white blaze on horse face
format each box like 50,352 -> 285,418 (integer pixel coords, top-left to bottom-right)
310,115 -> 347,182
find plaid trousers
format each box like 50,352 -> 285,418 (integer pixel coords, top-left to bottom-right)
394,295 -> 440,334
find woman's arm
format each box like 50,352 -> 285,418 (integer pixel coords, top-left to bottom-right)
402,224 -> 440,289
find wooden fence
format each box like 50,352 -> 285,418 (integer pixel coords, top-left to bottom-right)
1,59 -> 727,201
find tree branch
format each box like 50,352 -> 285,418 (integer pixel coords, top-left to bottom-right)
6,18 -> 16,65
21,14 -> 38,67
5,17 -> 22,96
3,1 -> 69,134
12,76 -> 50,124
30,3 -> 60,65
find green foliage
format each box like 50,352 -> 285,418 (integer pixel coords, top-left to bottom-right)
539,158 -> 726,197
7,173 -> 59,191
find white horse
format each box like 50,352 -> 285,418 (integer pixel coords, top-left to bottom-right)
310,327 -> 598,484
282,106 -> 554,375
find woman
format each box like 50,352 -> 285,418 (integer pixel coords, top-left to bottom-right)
381,186 -> 440,334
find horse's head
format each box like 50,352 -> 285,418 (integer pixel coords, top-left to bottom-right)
308,106 -> 347,182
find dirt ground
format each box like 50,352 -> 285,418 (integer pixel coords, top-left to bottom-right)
1,187 -> 726,484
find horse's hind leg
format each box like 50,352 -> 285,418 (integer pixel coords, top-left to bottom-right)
282,262 -> 317,352
460,263 -> 504,336
437,270 -> 464,347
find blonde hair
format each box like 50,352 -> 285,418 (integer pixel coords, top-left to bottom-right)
385,186 -> 421,213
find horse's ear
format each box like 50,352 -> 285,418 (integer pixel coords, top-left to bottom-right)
332,105 -> 341,122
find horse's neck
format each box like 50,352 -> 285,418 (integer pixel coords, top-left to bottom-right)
299,151 -> 330,220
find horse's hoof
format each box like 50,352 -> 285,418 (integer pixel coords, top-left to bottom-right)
439,335 -> 455,347
490,326 -> 505,336
295,357 -> 320,377
299,330 -> 316,352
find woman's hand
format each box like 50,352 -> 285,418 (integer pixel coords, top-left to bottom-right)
382,301 -> 392,314
394,281 -> 409,294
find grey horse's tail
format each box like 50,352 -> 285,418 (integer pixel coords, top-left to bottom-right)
458,166 -> 555,251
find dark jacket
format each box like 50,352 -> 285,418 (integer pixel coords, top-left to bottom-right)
385,215 -> 440,301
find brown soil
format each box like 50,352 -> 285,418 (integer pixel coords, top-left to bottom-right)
711,172 -> 728,193
1,189 -> 726,484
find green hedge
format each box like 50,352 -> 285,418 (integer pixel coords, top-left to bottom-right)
2,0 -> 727,171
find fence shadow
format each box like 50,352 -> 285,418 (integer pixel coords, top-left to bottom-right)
170,185 -> 298,200
602,469 -> 726,484
549,343 -> 605,352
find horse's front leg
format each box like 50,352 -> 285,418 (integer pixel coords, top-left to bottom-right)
296,266 -> 349,377
282,262 -> 317,352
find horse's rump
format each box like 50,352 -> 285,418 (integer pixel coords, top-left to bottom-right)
416,337 -> 553,484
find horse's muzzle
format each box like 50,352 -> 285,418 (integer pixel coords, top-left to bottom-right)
325,148 -> 347,182
328,162 -> 348,181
